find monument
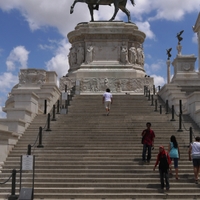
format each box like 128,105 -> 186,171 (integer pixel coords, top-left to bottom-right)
60,1 -> 154,94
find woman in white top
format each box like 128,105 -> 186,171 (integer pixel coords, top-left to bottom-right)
189,136 -> 200,184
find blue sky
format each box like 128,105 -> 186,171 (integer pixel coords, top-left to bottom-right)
0,0 -> 199,118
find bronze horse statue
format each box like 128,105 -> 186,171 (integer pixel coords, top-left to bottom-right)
70,0 -> 135,23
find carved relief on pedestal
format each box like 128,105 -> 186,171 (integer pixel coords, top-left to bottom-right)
18,69 -> 46,87
136,45 -> 145,66
129,44 -> 137,64
120,42 -> 129,64
77,77 -> 153,93
85,43 -> 94,64
77,43 -> 85,65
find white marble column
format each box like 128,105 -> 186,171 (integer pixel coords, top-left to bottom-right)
177,44 -> 182,55
166,59 -> 171,83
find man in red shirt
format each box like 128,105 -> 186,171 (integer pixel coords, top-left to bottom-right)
141,122 -> 155,163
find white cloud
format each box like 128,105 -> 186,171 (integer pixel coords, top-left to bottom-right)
129,0 -> 200,22
0,72 -> 19,118
144,59 -> 165,74
136,21 -> 155,40
6,46 -> 30,71
192,33 -> 198,44
45,39 -> 70,78
151,74 -> 166,87
0,0 -> 199,37
0,72 -> 18,92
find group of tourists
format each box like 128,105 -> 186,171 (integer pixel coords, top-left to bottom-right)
142,122 -> 200,191
102,88 -> 200,191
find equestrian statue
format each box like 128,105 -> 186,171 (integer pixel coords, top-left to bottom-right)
70,0 -> 135,23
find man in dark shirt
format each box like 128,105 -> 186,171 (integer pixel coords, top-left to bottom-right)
141,122 -> 155,163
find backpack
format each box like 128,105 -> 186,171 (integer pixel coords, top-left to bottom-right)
159,153 -> 169,172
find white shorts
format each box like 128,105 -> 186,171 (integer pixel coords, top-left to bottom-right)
104,101 -> 111,109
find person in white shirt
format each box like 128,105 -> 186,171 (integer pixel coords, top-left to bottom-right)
102,88 -> 113,116
189,136 -> 200,184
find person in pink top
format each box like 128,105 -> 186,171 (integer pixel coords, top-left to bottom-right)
102,88 -> 113,116
153,146 -> 171,191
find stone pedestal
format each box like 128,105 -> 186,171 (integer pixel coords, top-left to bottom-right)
171,54 -> 199,85
60,21 -> 154,94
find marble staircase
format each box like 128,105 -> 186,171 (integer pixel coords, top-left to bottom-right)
0,95 -> 199,199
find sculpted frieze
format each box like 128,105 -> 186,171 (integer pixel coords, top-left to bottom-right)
78,77 -> 153,93
18,69 -> 46,86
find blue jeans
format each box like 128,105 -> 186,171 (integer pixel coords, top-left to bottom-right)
142,144 -> 152,161
159,169 -> 170,189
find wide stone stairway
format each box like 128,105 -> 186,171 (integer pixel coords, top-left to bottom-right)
1,94 -> 200,199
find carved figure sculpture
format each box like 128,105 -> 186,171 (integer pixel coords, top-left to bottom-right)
68,47 -> 77,67
85,44 -> 94,64
77,43 -> 85,65
136,47 -> 144,65
129,45 -> 137,64
176,30 -> 184,44
70,0 -> 135,23
166,48 -> 172,60
120,43 -> 128,64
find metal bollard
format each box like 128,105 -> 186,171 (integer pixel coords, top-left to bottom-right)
154,99 -> 158,112
165,100 -> 169,114
177,113 -> 183,132
56,100 -> 60,114
179,100 -> 182,114
151,95 -> 154,106
148,90 -> 150,101
44,99 -> 47,114
170,105 -> 176,121
189,127 -> 193,144
46,113 -> 52,131
27,144 -> 31,155
153,85 -> 156,95
37,127 -> 44,148
8,169 -> 18,200
160,105 -> 162,114
52,105 -> 56,121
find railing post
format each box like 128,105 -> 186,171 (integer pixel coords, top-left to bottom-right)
8,169 -> 18,200
44,99 -> 47,114
189,127 -> 193,144
148,90 -> 150,101
170,105 -> 176,121
46,113 -> 52,131
37,127 -> 44,148
153,85 -> 156,95
144,86 -> 146,96
151,95 -> 154,106
177,113 -> 183,132
56,100 -> 60,114
165,100 -> 169,114
160,105 -> 162,114
27,144 -> 31,155
154,99 -> 158,112
52,105 -> 56,121
179,100 -> 182,114
68,94 -> 70,106
145,87 -> 148,97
